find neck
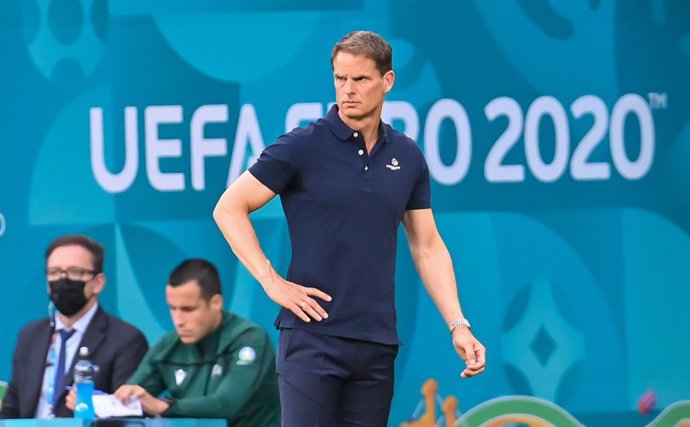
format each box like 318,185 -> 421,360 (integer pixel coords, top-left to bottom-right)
210,312 -> 223,332
197,313 -> 224,345
338,108 -> 382,151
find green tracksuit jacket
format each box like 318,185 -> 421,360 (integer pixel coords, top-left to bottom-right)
127,311 -> 280,427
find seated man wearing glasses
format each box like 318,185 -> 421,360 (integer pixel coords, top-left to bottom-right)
0,234 -> 149,419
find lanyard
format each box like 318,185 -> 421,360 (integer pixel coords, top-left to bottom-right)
45,333 -> 59,415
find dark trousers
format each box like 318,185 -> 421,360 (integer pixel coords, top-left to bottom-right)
277,328 -> 399,427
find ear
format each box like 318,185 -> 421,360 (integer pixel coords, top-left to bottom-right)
209,293 -> 224,311
382,70 -> 395,94
91,273 -> 106,295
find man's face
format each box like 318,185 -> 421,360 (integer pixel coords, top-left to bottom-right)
46,244 -> 103,303
166,280 -> 222,344
333,51 -> 394,123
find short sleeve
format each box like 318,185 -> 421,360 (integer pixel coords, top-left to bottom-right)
248,135 -> 299,194
405,148 -> 431,210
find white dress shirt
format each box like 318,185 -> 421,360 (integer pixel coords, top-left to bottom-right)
35,303 -> 99,418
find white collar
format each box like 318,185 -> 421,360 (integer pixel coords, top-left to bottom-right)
55,302 -> 99,334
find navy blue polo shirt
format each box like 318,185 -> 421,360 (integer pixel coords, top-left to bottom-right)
248,105 -> 430,345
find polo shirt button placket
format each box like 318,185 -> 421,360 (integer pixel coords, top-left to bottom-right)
353,132 -> 370,176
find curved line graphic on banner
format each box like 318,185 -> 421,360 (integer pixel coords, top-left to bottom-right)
25,0 -> 106,82
473,1 -> 617,100
646,400 -> 690,427
29,86 -> 115,226
153,13 -> 320,82
114,223 -> 166,344
457,395 -> 584,427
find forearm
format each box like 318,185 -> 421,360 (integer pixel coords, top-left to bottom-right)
214,173 -> 331,321
164,394 -> 245,420
411,237 -> 465,325
213,195 -> 276,289
125,352 -> 166,397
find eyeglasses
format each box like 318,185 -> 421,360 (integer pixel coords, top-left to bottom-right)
46,267 -> 99,281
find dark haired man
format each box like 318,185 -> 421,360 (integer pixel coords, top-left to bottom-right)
214,30 -> 486,425
0,234 -> 148,418
113,258 -> 279,427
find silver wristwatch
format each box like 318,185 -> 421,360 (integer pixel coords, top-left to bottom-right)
448,318 -> 471,333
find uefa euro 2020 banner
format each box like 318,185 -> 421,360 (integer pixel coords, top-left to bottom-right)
1,1 -> 689,425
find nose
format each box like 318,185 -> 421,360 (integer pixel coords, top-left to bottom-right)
171,311 -> 185,328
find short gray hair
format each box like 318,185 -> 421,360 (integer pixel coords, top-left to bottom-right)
331,31 -> 393,75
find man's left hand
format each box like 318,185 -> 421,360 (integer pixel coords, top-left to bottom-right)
65,387 -> 77,411
452,327 -> 486,378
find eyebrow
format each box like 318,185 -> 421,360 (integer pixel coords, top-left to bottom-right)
168,304 -> 197,309
334,73 -> 370,80
46,266 -> 94,270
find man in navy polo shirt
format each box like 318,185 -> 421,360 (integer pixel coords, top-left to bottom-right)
214,30 -> 485,426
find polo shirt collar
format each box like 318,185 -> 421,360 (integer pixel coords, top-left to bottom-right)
325,104 -> 388,144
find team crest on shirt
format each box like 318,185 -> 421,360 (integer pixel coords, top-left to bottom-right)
237,346 -> 257,365
386,158 -> 401,171
211,364 -> 223,376
174,368 -> 187,385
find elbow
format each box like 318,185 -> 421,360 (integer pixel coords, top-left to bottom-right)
212,200 -> 225,225
213,193 -> 238,225
213,193 -> 249,233
410,238 -> 442,262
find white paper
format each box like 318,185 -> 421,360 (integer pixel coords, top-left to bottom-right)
93,394 -> 144,418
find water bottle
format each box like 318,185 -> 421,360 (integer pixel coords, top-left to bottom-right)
73,346 -> 95,419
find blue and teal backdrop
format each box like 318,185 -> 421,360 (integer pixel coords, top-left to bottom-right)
1,1 -> 689,426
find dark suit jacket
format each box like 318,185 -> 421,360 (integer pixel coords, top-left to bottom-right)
0,306 -> 148,418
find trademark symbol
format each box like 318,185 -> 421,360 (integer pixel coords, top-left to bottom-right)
647,92 -> 667,109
